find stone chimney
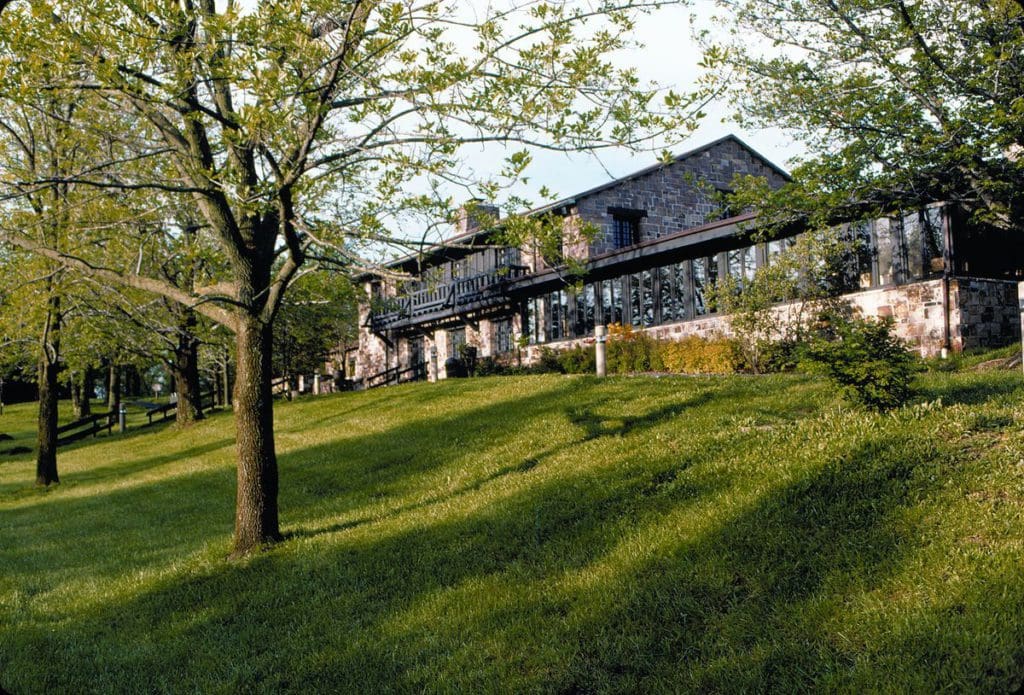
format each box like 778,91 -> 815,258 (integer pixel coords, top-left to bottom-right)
455,199 -> 500,237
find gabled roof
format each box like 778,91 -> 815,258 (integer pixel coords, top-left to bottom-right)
360,134 -> 789,277
530,134 -> 790,216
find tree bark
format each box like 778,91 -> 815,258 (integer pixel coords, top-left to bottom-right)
107,362 -> 120,413
231,316 -> 280,556
79,368 -> 92,418
36,295 -> 60,486
173,319 -> 205,425
36,357 -> 59,486
70,373 -> 83,420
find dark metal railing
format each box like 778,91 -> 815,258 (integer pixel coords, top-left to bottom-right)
370,264 -> 529,332
144,391 -> 218,426
56,411 -> 117,447
363,361 -> 428,390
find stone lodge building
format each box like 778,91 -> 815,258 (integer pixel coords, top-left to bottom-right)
352,135 -> 1024,384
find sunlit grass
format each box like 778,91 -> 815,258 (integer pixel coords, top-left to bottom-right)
2,368 -> 1024,692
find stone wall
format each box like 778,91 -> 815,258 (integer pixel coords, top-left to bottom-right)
578,138 -> 789,256
524,278 -> 1020,362
845,280 -> 947,355
355,302 -> 389,379
950,278 -> 1021,351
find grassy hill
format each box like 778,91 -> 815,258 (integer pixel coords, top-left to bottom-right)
2,368 -> 1024,692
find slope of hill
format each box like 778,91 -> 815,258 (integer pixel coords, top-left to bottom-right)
2,370 -> 1024,692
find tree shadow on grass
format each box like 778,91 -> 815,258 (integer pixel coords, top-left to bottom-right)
3,422 -> 989,693
283,380 -> 745,542
565,389 -> 717,441
8,375 -> 1007,692
69,438 -> 236,486
915,371 -> 1024,406
0,432 -> 733,693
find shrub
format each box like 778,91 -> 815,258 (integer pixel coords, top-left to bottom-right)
556,344 -> 595,374
759,338 -> 802,373
475,356 -> 508,376
661,335 -> 743,374
606,323 -> 664,373
802,310 -> 919,411
536,347 -> 566,374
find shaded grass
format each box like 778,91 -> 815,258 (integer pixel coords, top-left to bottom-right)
2,370 -> 1024,692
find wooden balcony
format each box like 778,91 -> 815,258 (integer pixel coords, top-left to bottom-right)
370,265 -> 529,333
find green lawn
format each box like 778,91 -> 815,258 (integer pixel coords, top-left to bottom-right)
2,369 -> 1024,692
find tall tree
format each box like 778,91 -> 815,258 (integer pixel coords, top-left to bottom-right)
0,0 -> 699,555
707,0 -> 1024,230
0,95 -> 105,485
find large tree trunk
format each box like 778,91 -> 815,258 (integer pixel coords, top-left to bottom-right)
36,356 -> 59,486
69,373 -> 83,419
173,324 -> 205,425
36,295 -> 60,486
231,316 -> 280,556
73,368 -> 92,419
107,362 -> 120,413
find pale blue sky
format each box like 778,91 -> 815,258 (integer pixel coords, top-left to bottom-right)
449,1 -> 802,210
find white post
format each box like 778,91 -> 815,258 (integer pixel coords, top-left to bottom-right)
298,374 -> 305,393
313,373 -> 321,395
595,325 -> 607,377
1019,281 -> 1024,374
429,346 -> 438,383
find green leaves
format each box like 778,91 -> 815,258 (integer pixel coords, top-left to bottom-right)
710,0 -> 1024,231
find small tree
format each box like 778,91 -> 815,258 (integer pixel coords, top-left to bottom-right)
802,308 -> 918,411
713,226 -> 855,373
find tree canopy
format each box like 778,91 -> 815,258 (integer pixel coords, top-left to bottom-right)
0,0 -> 700,555
709,0 -> 1024,231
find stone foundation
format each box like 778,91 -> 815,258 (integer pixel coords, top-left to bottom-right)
359,277 -> 1022,379
950,278 -> 1021,352
524,277 -> 1022,362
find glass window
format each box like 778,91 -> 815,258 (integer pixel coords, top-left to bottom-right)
659,266 -> 676,324
728,246 -> 755,285
497,246 -> 521,268
629,274 -> 643,327
642,270 -> 655,327
875,218 -> 896,285
493,318 -> 514,354
602,277 -> 623,326
612,216 -> 639,248
924,207 -> 945,274
847,221 -> 873,289
448,328 -> 466,358
582,284 -> 596,335
693,256 -> 718,315
674,262 -> 689,321
902,212 -> 924,281
548,291 -> 561,341
526,298 -> 540,344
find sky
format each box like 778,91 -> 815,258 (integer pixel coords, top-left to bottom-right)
232,0 -> 805,239
451,1 -> 804,210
